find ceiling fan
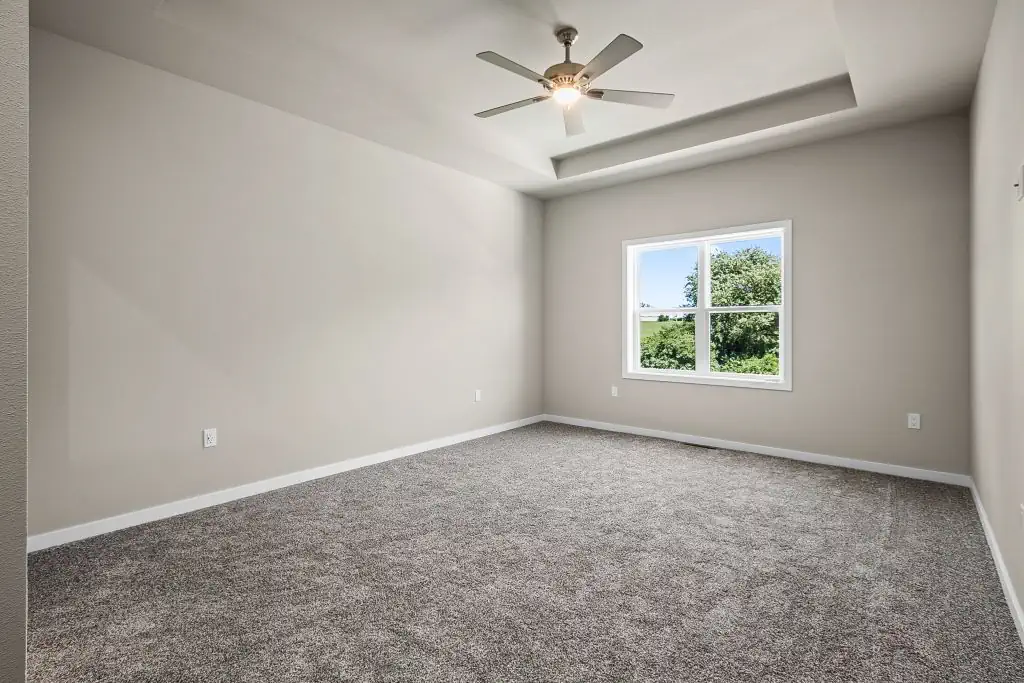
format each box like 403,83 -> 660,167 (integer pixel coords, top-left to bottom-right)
474,26 -> 674,137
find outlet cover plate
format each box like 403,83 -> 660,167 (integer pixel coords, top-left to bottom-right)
203,428 -> 217,448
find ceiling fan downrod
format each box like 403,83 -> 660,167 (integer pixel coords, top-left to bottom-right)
556,26 -> 579,64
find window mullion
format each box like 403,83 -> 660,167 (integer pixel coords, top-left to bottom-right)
642,308 -> 698,316
706,305 -> 780,314
695,242 -> 710,374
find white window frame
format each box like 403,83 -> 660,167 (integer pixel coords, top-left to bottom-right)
622,220 -> 792,391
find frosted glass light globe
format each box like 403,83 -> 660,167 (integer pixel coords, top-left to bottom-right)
552,87 -> 581,105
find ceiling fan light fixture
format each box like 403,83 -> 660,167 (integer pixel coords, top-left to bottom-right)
552,86 -> 581,106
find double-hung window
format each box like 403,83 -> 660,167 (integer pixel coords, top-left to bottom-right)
622,220 -> 791,390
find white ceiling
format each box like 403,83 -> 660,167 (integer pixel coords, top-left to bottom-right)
31,0 -> 996,197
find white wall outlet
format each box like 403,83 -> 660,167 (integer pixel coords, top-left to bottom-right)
907,413 -> 921,430
203,428 -> 217,448
611,385 -> 618,397
474,389 -> 482,403
1016,163 -> 1024,202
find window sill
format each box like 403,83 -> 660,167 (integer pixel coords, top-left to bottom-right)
622,369 -> 792,391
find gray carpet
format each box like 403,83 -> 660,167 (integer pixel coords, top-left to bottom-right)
28,423 -> 1024,682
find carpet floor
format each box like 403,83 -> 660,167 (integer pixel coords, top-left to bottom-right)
28,423 -> 1024,682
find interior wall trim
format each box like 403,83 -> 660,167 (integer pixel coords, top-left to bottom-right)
26,415 -> 545,552
541,414 -> 973,487
970,483 -> 1024,649
30,413 -> 1019,649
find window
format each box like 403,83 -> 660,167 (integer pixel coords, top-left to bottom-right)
622,220 -> 791,390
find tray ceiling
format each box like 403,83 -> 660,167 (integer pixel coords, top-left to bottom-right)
31,0 -> 996,197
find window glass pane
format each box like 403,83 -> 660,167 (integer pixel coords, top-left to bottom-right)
640,313 -> 696,371
638,246 -> 699,309
709,236 -> 782,306
710,312 -> 779,376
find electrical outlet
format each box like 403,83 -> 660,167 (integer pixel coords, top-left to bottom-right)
203,428 -> 217,448
474,389 -> 482,403
907,413 -> 921,430
1016,163 -> 1024,202
611,385 -> 618,397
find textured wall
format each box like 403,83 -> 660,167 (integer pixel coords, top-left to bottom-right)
28,30 -> 543,535
0,0 -> 28,678
971,0 -> 1024,627
545,116 -> 971,475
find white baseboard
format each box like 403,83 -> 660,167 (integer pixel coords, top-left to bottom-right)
28,412 -> 1021,649
970,483 -> 1024,648
541,414 -> 973,487
27,415 -> 544,553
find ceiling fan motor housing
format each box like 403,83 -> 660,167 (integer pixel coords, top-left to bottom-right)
543,61 -> 586,90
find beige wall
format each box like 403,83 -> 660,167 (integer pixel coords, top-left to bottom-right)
28,30 -> 543,535
0,0 -> 28,678
971,0 -> 1024,615
545,116 -> 971,475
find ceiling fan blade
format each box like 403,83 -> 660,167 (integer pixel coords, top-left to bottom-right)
586,89 -> 674,108
476,51 -> 553,87
475,95 -> 550,118
576,34 -> 643,83
563,105 -> 585,136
